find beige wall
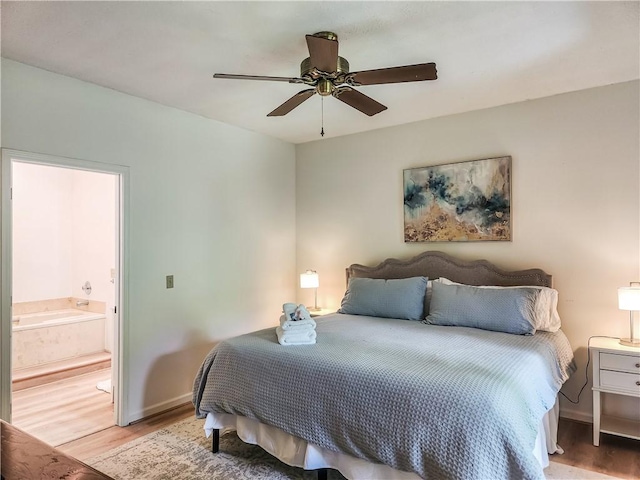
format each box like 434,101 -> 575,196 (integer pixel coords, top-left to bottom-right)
11,162 -> 75,302
296,81 -> 640,422
69,169 -> 117,306
1,59 -> 297,422
12,163 -> 116,306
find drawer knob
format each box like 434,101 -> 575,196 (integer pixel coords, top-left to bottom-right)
636,363 -> 640,368
637,381 -> 640,386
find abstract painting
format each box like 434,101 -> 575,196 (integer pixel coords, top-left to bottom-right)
404,156 -> 511,242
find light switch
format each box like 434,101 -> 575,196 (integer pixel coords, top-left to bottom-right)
166,275 -> 174,289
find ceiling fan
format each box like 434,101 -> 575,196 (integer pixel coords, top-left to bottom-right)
213,32 -> 438,120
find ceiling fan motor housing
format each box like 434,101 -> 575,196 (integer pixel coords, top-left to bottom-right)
300,54 -> 350,96
300,56 -> 350,77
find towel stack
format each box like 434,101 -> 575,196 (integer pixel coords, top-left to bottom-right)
276,303 -> 317,345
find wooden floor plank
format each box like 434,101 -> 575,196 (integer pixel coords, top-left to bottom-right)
556,417 -> 640,480
59,404 -> 193,460
12,369 -> 114,447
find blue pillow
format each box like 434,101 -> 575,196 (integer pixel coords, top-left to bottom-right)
425,281 -> 538,335
338,276 -> 428,321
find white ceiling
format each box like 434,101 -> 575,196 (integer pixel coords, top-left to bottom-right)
1,1 -> 638,144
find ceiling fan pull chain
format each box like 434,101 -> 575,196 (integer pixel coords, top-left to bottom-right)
320,96 -> 325,137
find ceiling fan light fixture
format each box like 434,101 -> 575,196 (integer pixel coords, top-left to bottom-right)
316,78 -> 334,96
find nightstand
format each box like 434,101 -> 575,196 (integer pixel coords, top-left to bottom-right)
590,337 -> 640,446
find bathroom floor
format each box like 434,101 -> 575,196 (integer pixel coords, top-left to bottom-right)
12,368 -> 114,446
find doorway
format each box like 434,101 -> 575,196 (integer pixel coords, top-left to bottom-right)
0,149 -> 129,439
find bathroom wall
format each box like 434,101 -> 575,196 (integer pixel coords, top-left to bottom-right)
70,170 -> 117,352
12,162 -> 116,351
12,162 -> 74,303
70,169 -> 116,304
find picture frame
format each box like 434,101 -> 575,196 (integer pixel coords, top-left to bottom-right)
403,156 -> 512,242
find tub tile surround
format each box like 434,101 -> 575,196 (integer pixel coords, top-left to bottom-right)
12,298 -> 108,371
12,298 -> 105,316
12,320 -> 106,370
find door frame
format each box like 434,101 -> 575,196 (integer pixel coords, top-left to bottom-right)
0,149 -> 130,426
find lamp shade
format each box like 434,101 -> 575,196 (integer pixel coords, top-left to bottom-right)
300,270 -> 319,289
618,286 -> 640,310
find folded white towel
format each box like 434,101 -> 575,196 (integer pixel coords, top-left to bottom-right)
276,326 -> 317,345
279,315 -> 317,330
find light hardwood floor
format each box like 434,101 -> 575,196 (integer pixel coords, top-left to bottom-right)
12,368 -> 114,447
555,418 -> 640,479
59,403 -> 194,460
15,372 -> 639,479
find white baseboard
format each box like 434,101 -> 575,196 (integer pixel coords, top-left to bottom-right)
127,392 -> 192,425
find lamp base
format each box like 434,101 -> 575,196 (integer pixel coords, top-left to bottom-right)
307,306 -> 321,312
619,338 -> 640,348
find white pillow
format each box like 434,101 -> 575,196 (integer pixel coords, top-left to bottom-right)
435,278 -> 561,332
425,279 -> 433,315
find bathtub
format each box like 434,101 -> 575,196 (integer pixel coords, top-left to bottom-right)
12,308 -> 107,370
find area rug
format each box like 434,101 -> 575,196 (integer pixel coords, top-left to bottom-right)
86,417 -> 621,480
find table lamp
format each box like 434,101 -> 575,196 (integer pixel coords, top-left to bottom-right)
300,270 -> 320,312
617,282 -> 640,347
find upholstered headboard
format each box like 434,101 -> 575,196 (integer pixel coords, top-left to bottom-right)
346,251 -> 552,288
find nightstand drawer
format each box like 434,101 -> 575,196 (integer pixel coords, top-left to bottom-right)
600,352 -> 640,374
600,370 -> 640,394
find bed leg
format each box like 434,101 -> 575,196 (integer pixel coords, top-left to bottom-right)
211,429 -> 220,453
317,468 -> 328,480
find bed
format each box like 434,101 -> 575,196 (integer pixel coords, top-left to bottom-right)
193,251 -> 576,480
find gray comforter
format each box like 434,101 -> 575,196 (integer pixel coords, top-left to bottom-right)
193,313 -> 575,480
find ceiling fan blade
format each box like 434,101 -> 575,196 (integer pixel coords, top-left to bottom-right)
214,73 -> 302,83
305,34 -> 339,73
333,87 -> 387,116
350,63 -> 437,85
267,89 -> 317,117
